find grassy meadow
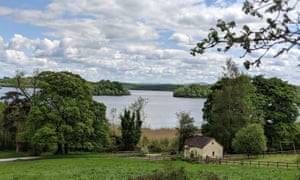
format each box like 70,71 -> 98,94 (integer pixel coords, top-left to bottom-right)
0,153 -> 299,180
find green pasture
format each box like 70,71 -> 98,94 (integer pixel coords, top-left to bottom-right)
0,153 -> 299,180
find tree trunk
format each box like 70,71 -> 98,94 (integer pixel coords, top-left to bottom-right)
16,142 -> 20,153
15,130 -> 19,153
55,143 -> 64,154
64,143 -> 69,154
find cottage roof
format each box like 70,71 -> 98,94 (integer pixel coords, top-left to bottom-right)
185,135 -> 214,148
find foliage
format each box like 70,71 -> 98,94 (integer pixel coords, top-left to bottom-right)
129,96 -> 148,122
0,76 -> 130,96
232,124 -> 267,155
252,76 -> 299,149
119,97 -> 147,151
0,91 -> 31,152
120,109 -> 143,150
145,138 -> 177,153
24,71 -> 110,154
173,84 -> 211,98
176,112 -> 196,152
191,0 -> 300,68
202,61 -> 260,152
123,83 -> 182,91
91,80 -> 130,96
0,102 -> 8,149
203,70 -> 299,152
0,76 -> 36,88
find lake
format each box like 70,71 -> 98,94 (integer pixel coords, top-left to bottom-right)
94,90 -> 205,129
0,87 -> 205,129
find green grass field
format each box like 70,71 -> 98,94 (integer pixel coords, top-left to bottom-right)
0,153 -> 299,180
0,151 -> 30,158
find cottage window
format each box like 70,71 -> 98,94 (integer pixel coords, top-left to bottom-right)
212,151 -> 215,156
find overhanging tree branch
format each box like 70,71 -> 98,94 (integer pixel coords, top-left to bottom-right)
191,0 -> 300,69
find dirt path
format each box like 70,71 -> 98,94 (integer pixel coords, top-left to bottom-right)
0,156 -> 40,163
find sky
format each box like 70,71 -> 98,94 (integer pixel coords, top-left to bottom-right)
0,0 -> 299,85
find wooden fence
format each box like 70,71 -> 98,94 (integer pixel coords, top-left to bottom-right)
224,150 -> 300,161
219,160 -> 299,169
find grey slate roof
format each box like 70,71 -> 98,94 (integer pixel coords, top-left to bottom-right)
184,135 -> 214,148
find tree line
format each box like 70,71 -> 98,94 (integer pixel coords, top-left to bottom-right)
0,71 -> 148,155
91,80 -> 130,96
0,71 -> 111,154
0,71 -> 193,155
0,76 -> 130,96
173,84 -> 211,98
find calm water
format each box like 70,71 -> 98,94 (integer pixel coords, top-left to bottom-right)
94,90 -> 205,129
0,87 -> 205,129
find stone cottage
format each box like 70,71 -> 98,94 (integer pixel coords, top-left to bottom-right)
184,135 -> 223,160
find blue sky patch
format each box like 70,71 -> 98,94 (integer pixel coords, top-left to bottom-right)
0,19 -> 52,40
0,0 -> 51,10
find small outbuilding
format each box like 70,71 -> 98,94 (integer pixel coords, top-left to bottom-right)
184,135 -> 223,160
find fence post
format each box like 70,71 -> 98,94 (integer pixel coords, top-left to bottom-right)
286,163 -> 288,168
277,162 -> 279,168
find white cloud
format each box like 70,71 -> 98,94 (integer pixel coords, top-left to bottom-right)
0,0 -> 298,85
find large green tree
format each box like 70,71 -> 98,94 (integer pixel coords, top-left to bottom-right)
1,91 -> 30,152
25,71 -> 109,154
191,0 -> 299,68
176,112 -> 196,152
252,76 -> 299,149
0,70 -> 38,152
202,60 -> 261,152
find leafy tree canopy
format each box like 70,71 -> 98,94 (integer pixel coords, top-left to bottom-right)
25,71 -> 109,154
176,112 -> 196,152
252,75 -> 299,149
232,124 -> 267,155
202,60 -> 260,152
